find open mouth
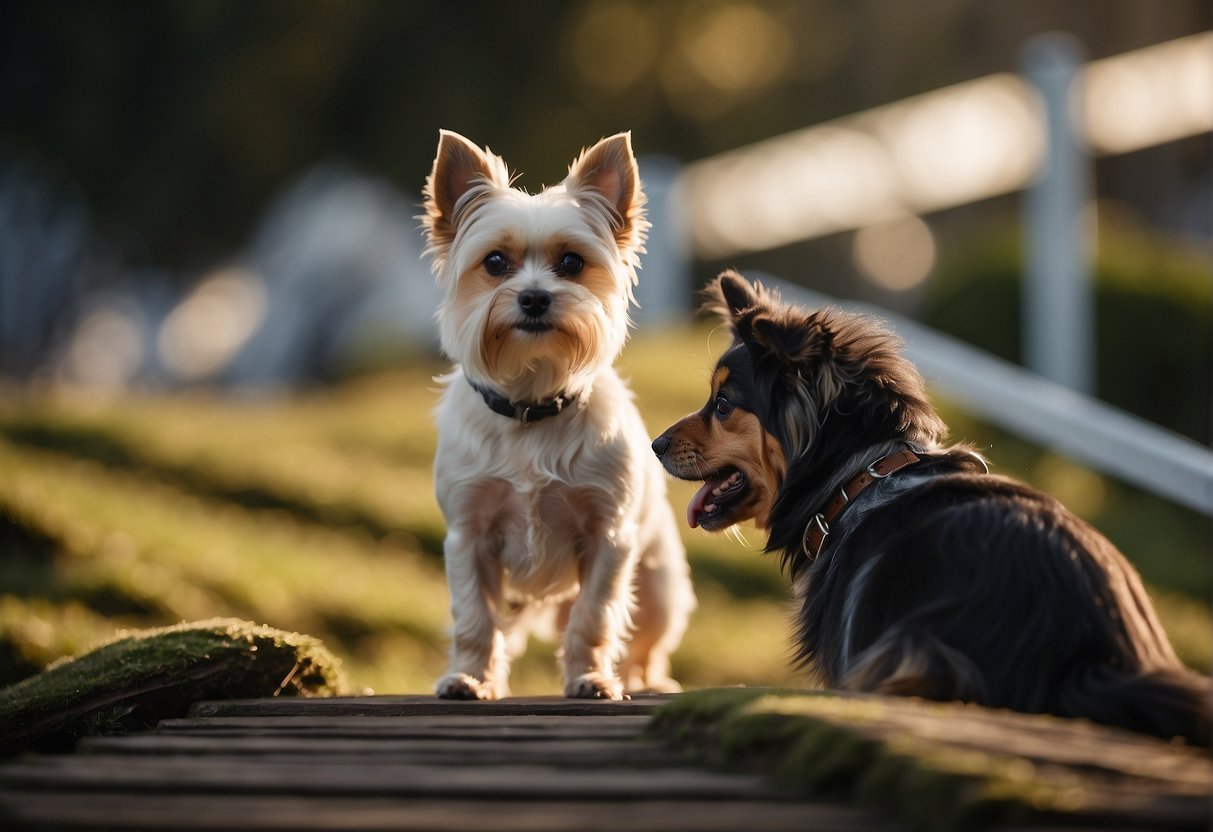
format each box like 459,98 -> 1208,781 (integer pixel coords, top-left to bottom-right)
514,320 -> 554,334
686,468 -> 748,529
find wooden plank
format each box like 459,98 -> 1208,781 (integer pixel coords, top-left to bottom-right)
160,714 -> 654,729
153,714 -> 651,740
6,687 -> 1196,831
79,735 -> 681,766
0,755 -> 769,800
188,694 -> 674,718
0,793 -> 905,832
799,696 -> 1213,791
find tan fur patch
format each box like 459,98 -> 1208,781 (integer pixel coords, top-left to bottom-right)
575,263 -> 620,309
661,369 -> 787,528
710,366 -> 729,391
710,408 -> 785,527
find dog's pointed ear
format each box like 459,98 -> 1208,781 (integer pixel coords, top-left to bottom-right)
701,270 -> 778,328
749,312 -> 831,368
565,133 -> 646,252
422,130 -> 509,253
708,270 -> 761,320
746,309 -> 840,403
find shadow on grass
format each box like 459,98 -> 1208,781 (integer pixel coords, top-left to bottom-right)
688,547 -> 786,600
1,422 -> 446,557
0,513 -> 163,619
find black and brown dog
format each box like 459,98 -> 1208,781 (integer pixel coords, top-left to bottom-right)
653,270 -> 1210,745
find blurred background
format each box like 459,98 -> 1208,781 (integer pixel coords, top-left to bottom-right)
0,0 -> 1209,695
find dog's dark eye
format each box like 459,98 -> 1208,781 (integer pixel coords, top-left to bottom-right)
714,396 -> 734,420
556,252 -> 584,276
483,252 -> 508,276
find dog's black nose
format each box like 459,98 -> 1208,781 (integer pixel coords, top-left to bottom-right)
518,289 -> 552,318
651,435 -> 671,458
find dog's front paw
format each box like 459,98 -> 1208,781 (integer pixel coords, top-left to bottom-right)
435,672 -> 496,700
565,672 -> 627,701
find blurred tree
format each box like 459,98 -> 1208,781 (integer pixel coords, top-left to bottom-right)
0,0 -> 1207,274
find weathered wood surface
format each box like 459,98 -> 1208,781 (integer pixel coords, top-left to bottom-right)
0,694 -> 903,831
188,694 -> 664,718
1,691 -> 1208,830
79,735 -> 682,766
155,714 -> 653,739
0,793 -> 901,832
649,689 -> 1213,831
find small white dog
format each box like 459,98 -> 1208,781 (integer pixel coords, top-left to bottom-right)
421,130 -> 695,700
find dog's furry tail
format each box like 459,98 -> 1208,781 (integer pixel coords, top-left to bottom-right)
1060,664 -> 1211,747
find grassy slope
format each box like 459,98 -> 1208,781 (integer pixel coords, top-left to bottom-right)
0,327 -> 1206,696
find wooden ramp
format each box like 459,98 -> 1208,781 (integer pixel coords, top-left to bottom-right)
0,695 -> 902,831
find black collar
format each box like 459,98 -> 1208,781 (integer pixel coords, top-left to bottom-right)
468,379 -> 574,426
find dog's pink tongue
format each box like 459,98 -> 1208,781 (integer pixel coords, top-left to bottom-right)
687,478 -> 723,529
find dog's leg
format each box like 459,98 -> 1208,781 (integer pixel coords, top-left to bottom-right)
561,530 -> 637,700
620,585 -> 669,694
620,609 -> 680,693
435,528 -> 510,700
621,525 -> 694,694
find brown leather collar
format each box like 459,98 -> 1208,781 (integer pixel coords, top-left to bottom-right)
801,449 -> 921,560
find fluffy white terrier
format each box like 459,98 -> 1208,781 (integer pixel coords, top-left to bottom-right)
421,130 -> 695,700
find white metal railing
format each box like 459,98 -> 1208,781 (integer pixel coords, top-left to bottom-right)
635,31 -> 1213,518
768,278 -> 1213,517
672,31 -> 1213,259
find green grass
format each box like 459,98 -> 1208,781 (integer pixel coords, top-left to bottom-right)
0,327 -> 1206,698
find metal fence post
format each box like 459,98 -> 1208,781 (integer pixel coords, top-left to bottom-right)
1021,32 -> 1095,394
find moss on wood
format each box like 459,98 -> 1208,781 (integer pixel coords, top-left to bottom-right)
0,618 -> 346,755
649,688 -> 1210,831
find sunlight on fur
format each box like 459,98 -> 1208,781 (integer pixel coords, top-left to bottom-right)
420,130 -> 695,701
652,269 -> 1211,746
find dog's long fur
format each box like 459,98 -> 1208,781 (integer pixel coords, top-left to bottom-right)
422,130 -> 694,700
655,270 -> 1210,744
